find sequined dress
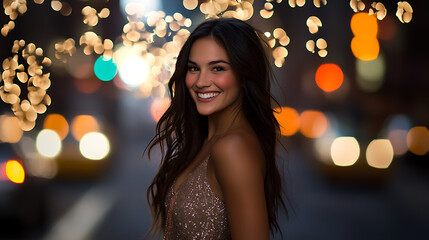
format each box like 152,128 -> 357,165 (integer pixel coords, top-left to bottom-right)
163,157 -> 231,240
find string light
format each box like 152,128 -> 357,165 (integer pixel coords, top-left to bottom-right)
1,40 -> 52,131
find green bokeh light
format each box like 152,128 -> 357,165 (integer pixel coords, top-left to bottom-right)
94,56 -> 117,81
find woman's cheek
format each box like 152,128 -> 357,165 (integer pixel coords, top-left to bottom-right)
214,73 -> 238,89
185,73 -> 195,89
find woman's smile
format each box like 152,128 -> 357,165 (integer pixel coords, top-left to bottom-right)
185,37 -> 241,116
196,91 -> 221,101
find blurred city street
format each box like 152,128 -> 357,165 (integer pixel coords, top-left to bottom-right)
20,110 -> 429,240
1,0 -> 429,240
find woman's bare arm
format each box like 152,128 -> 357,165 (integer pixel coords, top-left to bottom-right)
212,132 -> 269,240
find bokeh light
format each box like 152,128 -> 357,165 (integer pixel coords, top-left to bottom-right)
368,2 -> 387,20
307,16 -> 322,34
118,55 -> 149,88
183,0 -> 198,10
300,110 -> 329,138
385,114 -> 411,156
356,53 -> 386,92
150,97 -> 170,122
94,56 -> 118,81
350,12 -> 379,61
377,15 -> 397,41
17,136 -> 58,179
120,0 -> 162,17
314,131 -> 337,165
396,1 -> 413,23
407,126 -> 429,156
331,137 -> 360,167
366,139 -> 394,169
3,160 -> 25,184
351,36 -> 379,61
73,75 -> 102,94
71,115 -> 100,141
315,63 -> 344,92
274,107 -> 300,136
43,113 -> 69,140
79,132 -> 110,160
0,115 -> 23,143
306,38 -> 328,57
114,45 -> 150,89
1,40 -> 52,131
36,129 -> 62,158
388,129 -> 408,156
351,12 -> 378,37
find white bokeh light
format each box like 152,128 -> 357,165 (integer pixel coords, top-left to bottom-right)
114,45 -> 150,89
366,139 -> 394,169
120,0 -> 162,18
330,137 -> 360,167
79,132 -> 110,160
36,129 -> 62,158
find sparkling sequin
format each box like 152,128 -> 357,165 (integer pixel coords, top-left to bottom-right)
164,158 -> 231,239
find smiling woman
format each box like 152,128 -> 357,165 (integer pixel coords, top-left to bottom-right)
146,18 -> 287,240
185,37 -> 241,116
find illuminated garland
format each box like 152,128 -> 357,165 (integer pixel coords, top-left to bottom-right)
1,40 -> 52,131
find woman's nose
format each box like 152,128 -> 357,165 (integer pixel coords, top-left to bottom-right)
195,70 -> 211,88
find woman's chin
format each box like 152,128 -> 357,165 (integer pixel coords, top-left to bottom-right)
196,106 -> 216,116
196,109 -> 213,116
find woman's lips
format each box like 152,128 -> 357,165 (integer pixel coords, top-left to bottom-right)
196,91 -> 220,102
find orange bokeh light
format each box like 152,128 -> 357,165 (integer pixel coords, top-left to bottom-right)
43,113 -> 69,140
351,36 -> 380,61
71,115 -> 100,141
350,12 -> 379,61
299,110 -> 329,138
315,63 -> 344,92
407,126 -> 429,155
351,12 -> 378,37
3,160 -> 25,184
274,107 -> 300,136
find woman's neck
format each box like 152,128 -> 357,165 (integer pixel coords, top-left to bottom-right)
206,100 -> 246,140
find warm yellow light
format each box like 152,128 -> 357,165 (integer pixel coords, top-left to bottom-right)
71,115 -> 100,141
183,0 -> 198,10
351,12 -> 378,37
299,110 -> 329,138
4,160 -> 25,184
36,129 -> 62,158
79,132 -> 110,160
366,139 -> 394,169
274,107 -> 300,136
407,126 -> 429,155
331,137 -> 360,166
351,36 -> 379,61
43,113 -> 69,140
0,115 -> 23,143
350,12 -> 379,61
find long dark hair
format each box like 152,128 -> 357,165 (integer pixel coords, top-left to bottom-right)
146,18 -> 287,237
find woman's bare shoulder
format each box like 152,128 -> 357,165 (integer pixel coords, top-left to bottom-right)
211,128 -> 265,178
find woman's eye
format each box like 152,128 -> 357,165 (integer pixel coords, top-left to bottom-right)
213,66 -> 224,72
188,66 -> 198,72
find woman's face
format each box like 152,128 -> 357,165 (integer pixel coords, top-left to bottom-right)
185,37 -> 241,116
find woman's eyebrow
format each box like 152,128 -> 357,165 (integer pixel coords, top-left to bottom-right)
188,60 -> 231,65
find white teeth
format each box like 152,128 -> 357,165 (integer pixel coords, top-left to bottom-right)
197,92 -> 220,99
